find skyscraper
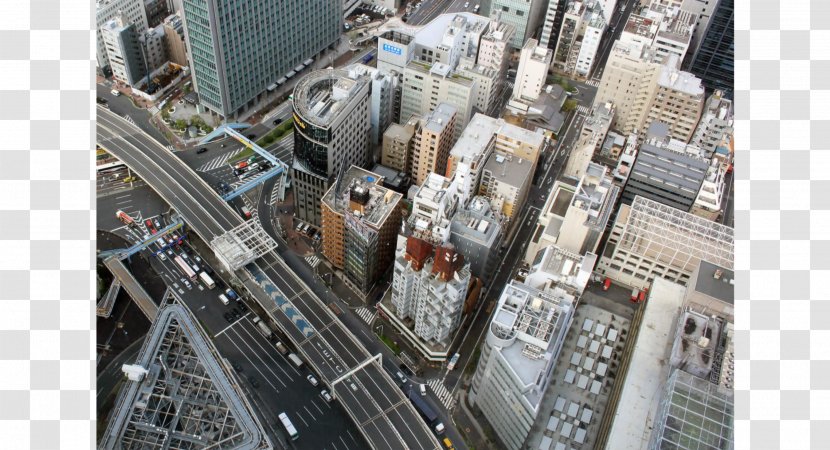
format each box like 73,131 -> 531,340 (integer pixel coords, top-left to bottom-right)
688,0 -> 733,96
180,0 -> 340,119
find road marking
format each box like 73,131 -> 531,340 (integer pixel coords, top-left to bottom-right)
303,405 -> 316,421
355,307 -> 376,325
214,311 -> 251,337
296,411 -> 310,428
311,399 -> 325,415
426,378 -> 456,410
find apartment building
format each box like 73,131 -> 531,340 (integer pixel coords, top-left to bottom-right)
449,196 -> 505,284
411,103 -> 458,186
508,39 -> 553,114
382,116 -> 419,173
552,1 -> 608,78
101,16 -> 147,86
400,61 -> 476,140
690,158 -> 727,221
690,90 -> 733,159
96,0 -> 149,73
563,102 -> 615,179
479,153 -> 533,222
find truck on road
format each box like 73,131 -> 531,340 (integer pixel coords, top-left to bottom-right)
407,390 -> 445,434
251,316 -> 273,339
198,272 -> 216,289
287,353 -> 304,369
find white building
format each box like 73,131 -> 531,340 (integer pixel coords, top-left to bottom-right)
406,173 -> 461,246
400,61 -> 476,140
563,102 -> 615,179
479,153 -> 533,223
552,0 -> 608,77
691,158 -> 727,221
612,132 -> 640,183
469,281 -> 576,450
486,0 -> 550,49
524,244 -> 596,296
574,10 -> 606,77
525,162 -> 619,263
597,196 -> 734,289
101,16 -> 147,86
508,39 -> 553,114
96,0 -> 149,72
347,64 -> 399,150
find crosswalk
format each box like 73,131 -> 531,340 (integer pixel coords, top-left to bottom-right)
269,181 -> 282,205
355,306 -> 376,325
241,196 -> 259,221
426,379 -> 456,410
148,106 -> 159,115
197,151 -> 235,172
586,78 -> 601,87
166,145 -> 175,152
122,114 -> 137,125
576,105 -> 591,115
305,254 -> 321,268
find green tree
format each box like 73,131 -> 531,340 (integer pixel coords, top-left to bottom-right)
174,119 -> 188,130
563,99 -> 578,113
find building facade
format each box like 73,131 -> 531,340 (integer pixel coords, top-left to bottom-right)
180,0 -> 340,119
449,196 -> 505,283
101,17 -> 147,86
96,0 -> 149,73
690,89 -> 733,159
488,0 -> 549,48
381,116 -> 419,173
470,281 -> 575,450
162,13 -> 188,67
508,39 -> 552,113
479,153 -> 533,223
400,61 -> 476,141
688,0 -> 733,96
291,69 -> 371,226
597,196 -> 734,289
411,103 -> 458,186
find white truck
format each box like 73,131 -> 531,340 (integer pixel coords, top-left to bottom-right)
198,272 -> 215,289
251,316 -> 273,339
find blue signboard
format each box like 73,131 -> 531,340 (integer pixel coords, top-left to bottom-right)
382,43 -> 402,55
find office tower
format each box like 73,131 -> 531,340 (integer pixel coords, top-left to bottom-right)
540,0 -> 567,50
598,196 -> 734,289
347,64 -> 398,151
382,116 -> 419,173
620,125 -> 709,211
391,237 -> 472,349
688,0 -> 732,95
321,166 -> 402,295
101,16 -> 148,86
448,196 -> 505,284
144,0 -> 170,27
400,61 -> 476,141
525,162 -> 619,262
292,69 -> 371,226
410,104 -> 457,186
508,39 -> 553,113
162,14 -> 188,67
487,0 -> 549,49
469,281 -> 575,450
96,0 -> 149,74
690,89 -> 733,158
180,0 -> 340,119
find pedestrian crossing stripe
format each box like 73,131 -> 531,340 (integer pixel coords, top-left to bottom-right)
355,307 -> 376,325
426,379 -> 456,410
305,255 -> 320,268
586,78 -> 601,87
577,105 -> 590,115
197,151 -> 235,172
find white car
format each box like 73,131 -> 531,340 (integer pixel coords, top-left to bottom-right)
321,390 -> 333,402
183,280 -> 192,289
307,374 -> 319,386
158,252 -> 167,261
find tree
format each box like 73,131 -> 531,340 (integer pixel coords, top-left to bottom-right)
174,119 -> 188,130
563,99 -> 578,113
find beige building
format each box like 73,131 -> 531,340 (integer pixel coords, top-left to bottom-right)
382,116 -> 419,173
162,14 -> 188,67
321,166 -> 402,294
594,45 -> 703,142
400,60 -> 476,140
479,153 -> 533,222
411,103 -> 457,186
509,39 -> 553,113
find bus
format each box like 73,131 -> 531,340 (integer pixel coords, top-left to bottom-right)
447,353 -> 460,371
199,272 -> 216,289
174,255 -> 197,281
278,412 -> 299,441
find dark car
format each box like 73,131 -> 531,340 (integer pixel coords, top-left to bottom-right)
197,147 -> 208,154
237,301 -> 248,312
272,118 -> 283,126
223,312 -> 234,323
232,361 -> 243,372
248,376 -> 260,389
231,308 -> 241,320
247,134 -> 256,140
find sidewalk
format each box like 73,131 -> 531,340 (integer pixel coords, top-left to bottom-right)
454,388 -> 499,450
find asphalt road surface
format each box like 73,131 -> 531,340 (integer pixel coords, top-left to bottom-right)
97,106 -> 442,450
590,0 -> 642,80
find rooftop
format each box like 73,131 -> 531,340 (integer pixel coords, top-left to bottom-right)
691,260 -> 735,305
323,165 -> 401,228
450,196 -> 503,244
526,245 -> 595,295
423,103 -> 457,134
483,153 -> 533,188
657,56 -> 704,96
604,277 -> 686,450
293,69 -> 369,128
451,113 -> 545,161
414,13 -> 491,53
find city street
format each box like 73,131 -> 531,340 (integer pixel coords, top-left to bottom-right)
590,0 -> 641,80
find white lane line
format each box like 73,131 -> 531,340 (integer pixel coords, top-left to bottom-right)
303,405 -> 316,422
214,312 -> 251,337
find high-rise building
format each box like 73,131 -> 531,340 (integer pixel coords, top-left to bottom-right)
508,39 -> 553,113
687,0 -> 733,96
162,14 -> 188,67
469,281 -> 575,450
525,162 -> 619,262
139,24 -> 168,75
487,0 -> 549,48
539,0 -> 568,50
348,64 -> 399,150
144,0 -> 171,27
382,116 -> 419,173
410,104 -> 458,186
390,236 -> 472,349
400,61 -> 476,141
552,1 -> 608,77
641,59 -> 705,142
406,173 -> 462,246
563,102 -> 615,179
478,20 -> 516,82
479,153 -> 533,223
690,90 -> 733,159
321,166 -> 402,295
597,196 -> 734,289
180,0 -> 340,119
621,126 -> 710,211
456,62 -> 501,116
449,196 -> 505,283
292,69 -> 371,226
96,0 -> 149,74
620,3 -> 698,65
101,16 -> 148,86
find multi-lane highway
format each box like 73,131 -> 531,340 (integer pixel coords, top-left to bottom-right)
97,106 -> 442,450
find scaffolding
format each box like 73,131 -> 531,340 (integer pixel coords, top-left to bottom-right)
99,304 -> 269,450
210,220 -> 278,271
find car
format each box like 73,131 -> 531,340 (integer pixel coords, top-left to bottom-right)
158,252 -> 167,261
167,249 -> 174,256
420,384 -> 427,396
153,219 -> 161,229
237,301 -> 248,312
183,280 -> 192,289
223,312 -> 234,323
306,374 -> 319,386
247,134 -> 256,140
110,89 -> 120,96
272,118 -> 283,126
197,147 -> 208,154
248,376 -> 260,389
180,252 -> 189,259
464,1 -> 469,7
320,389 -> 333,402
231,308 -> 241,320
395,371 -> 407,384
194,256 -> 202,263
231,361 -> 242,372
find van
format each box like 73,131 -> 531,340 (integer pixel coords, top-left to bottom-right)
111,89 -> 120,96
218,294 -> 230,305
191,264 -> 199,273
395,371 -> 407,384
287,353 -> 304,369
301,223 -> 310,234
419,384 -> 427,396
